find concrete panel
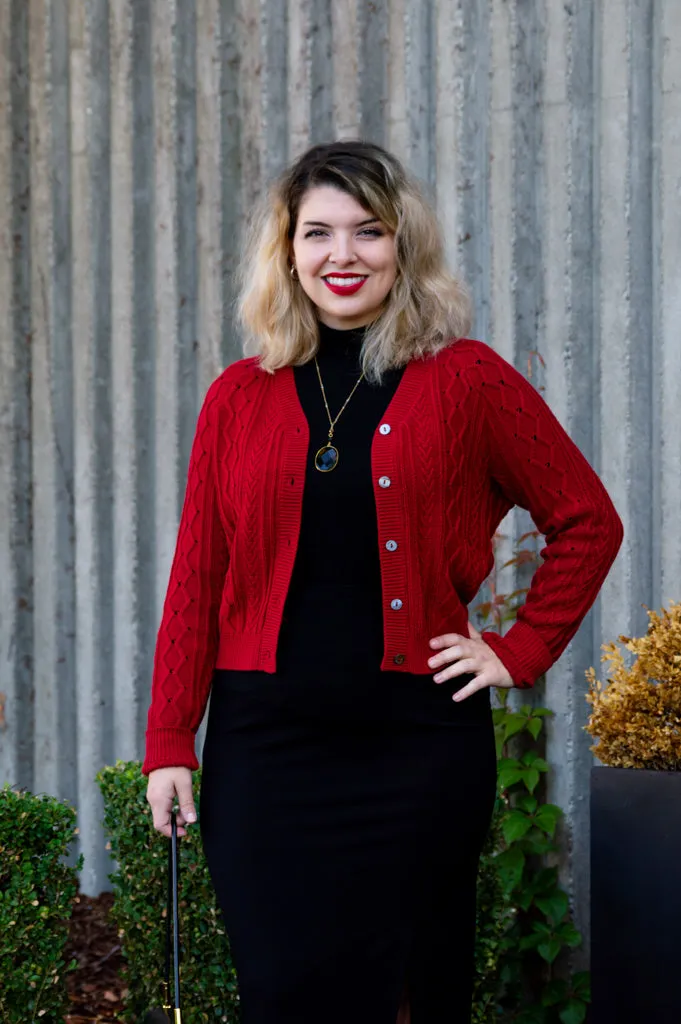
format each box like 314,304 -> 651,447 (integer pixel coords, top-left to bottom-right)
0,0 -> 34,791
403,0 -> 435,192
386,0 -> 408,160
358,0 -> 388,145
657,0 -> 681,607
152,0 -> 181,623
332,0 -> 361,140
28,0 -> 77,804
542,0 -> 604,964
219,0 -> 243,368
196,0 -> 227,393
110,0 -> 144,765
70,0 -> 115,893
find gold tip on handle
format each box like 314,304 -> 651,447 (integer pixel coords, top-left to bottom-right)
174,1010 -> 182,1023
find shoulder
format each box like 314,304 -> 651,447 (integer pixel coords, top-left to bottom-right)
196,357 -> 270,432
430,337 -> 513,377
203,356 -> 269,403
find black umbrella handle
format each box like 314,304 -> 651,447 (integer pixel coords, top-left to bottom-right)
166,810 -> 182,1021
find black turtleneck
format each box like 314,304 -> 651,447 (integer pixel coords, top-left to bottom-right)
275,320 -> 406,676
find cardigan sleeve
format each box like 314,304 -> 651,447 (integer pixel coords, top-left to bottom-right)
142,375 -> 230,775
470,345 -> 624,688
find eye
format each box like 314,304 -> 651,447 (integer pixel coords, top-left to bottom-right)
358,228 -> 384,238
303,229 -> 327,239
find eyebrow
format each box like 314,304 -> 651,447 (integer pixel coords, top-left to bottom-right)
302,217 -> 380,228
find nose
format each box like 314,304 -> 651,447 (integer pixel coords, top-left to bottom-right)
329,234 -> 357,266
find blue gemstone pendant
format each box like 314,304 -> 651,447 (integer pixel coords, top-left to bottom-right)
315,443 -> 339,472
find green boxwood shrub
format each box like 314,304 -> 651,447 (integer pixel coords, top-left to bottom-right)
0,783 -> 82,1023
98,760 -> 507,1023
96,761 -> 239,1023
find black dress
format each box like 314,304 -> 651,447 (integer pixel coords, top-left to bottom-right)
199,323 -> 498,1024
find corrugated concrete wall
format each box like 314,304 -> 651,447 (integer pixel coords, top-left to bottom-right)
1,0 -> 679,957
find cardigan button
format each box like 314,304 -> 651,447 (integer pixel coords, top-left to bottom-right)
386,540 -> 398,551
393,653 -> 406,665
379,423 -> 391,435
390,598 -> 403,610
378,475 -> 391,488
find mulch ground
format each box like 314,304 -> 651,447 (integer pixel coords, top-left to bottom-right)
63,891 -> 127,1024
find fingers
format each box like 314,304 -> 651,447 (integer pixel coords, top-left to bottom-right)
146,767 -> 197,839
452,677 -> 486,702
429,633 -> 463,649
175,775 -> 198,828
433,657 -> 477,683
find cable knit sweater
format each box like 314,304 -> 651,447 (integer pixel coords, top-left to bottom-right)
142,338 -> 623,775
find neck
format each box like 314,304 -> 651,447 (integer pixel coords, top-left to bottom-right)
317,321 -> 368,343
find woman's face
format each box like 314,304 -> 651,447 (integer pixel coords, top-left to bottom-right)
291,186 -> 397,330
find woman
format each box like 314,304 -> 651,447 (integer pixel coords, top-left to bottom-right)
143,140 -> 623,1023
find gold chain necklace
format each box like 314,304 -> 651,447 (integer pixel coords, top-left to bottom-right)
313,355 -> 366,472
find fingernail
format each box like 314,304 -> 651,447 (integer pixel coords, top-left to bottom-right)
187,812 -> 197,823
434,673 -> 443,683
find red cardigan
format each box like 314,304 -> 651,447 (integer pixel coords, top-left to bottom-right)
142,339 -> 623,775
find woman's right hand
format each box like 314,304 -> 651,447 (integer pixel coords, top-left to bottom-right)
146,766 -> 197,838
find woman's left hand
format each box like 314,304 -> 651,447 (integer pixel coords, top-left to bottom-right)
428,622 -> 514,700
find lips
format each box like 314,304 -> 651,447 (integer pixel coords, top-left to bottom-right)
322,273 -> 368,296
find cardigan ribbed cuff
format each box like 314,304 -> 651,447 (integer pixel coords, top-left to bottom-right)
141,727 -> 200,776
481,620 -> 555,689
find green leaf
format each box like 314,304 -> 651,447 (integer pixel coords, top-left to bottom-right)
537,937 -> 563,963
521,751 -> 549,772
502,810 -> 534,843
522,767 -> 541,793
541,978 -> 568,1006
498,766 -> 525,791
503,713 -> 530,741
535,803 -> 563,836
535,890 -> 569,923
515,793 -> 538,814
494,845 -> 525,891
526,717 -> 543,740
516,1007 -> 548,1024
532,866 -> 559,892
559,998 -> 588,1024
572,971 -> 591,1001
516,888 -> 534,912
532,707 -> 554,718
556,922 -> 583,948
521,833 -> 556,856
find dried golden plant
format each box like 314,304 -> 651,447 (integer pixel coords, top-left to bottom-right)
585,602 -> 681,770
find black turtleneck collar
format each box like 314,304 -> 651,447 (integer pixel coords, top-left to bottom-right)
317,320 -> 370,354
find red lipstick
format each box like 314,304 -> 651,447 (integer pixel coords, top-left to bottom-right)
322,273 -> 368,296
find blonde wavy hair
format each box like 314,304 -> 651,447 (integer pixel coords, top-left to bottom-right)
237,140 -> 471,384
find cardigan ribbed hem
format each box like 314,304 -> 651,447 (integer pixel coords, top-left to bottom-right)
141,727 -> 199,776
481,620 -> 555,689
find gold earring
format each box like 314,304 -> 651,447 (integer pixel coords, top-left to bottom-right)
290,265 -> 298,279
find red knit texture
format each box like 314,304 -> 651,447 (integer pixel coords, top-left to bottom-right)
142,339 -> 623,774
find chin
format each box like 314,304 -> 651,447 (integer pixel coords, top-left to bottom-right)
316,297 -> 378,321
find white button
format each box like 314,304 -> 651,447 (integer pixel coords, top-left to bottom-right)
378,476 -> 391,488
390,598 -> 403,610
379,423 -> 391,435
386,540 -> 398,552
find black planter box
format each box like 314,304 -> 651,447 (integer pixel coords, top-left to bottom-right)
591,766 -> 681,1024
